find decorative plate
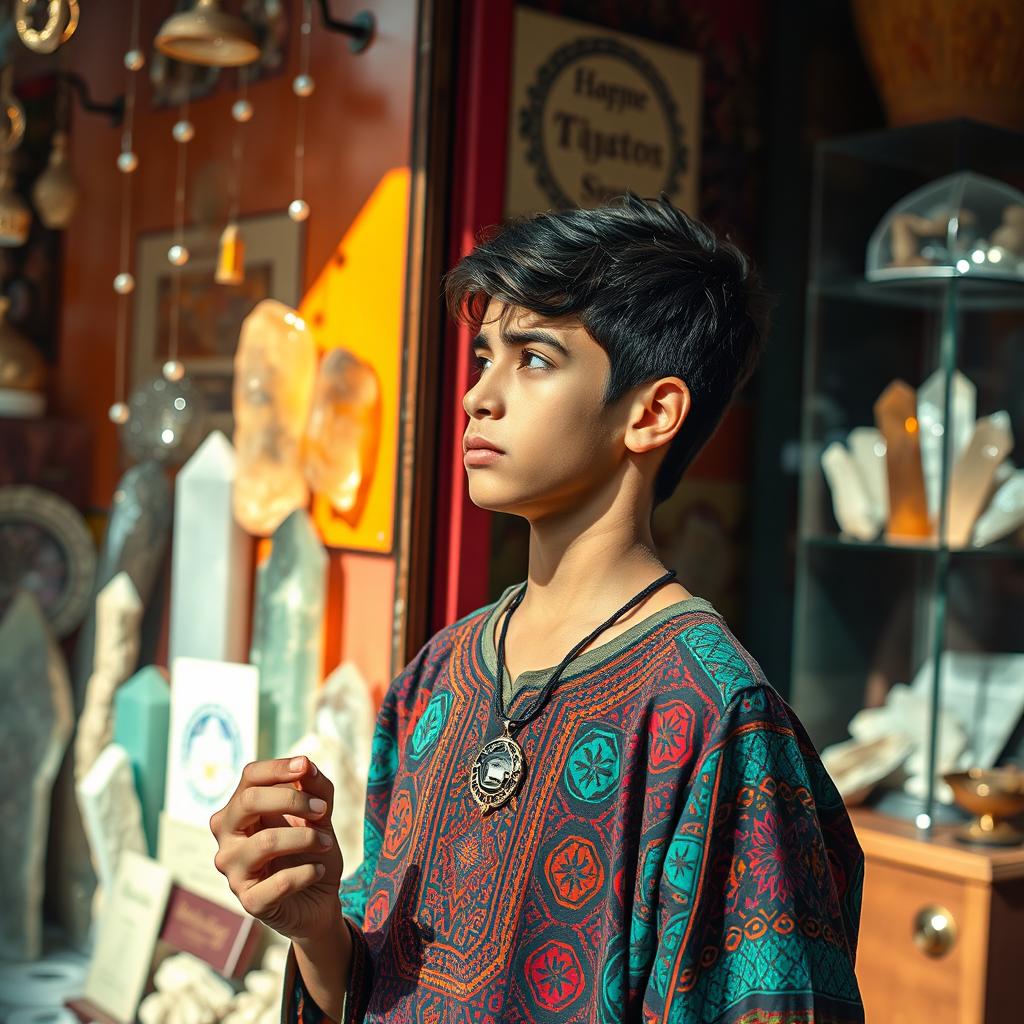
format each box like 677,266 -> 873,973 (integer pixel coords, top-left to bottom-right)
0,485 -> 96,637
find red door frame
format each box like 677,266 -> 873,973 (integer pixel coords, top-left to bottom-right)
430,0 -> 515,635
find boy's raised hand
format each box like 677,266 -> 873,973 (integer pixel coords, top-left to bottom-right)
209,755 -> 344,942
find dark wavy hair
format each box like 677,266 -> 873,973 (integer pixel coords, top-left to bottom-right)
443,191 -> 770,507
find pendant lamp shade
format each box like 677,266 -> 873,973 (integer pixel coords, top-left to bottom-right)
154,0 -> 260,67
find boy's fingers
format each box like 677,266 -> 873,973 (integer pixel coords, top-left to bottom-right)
235,826 -> 333,877
237,862 -> 325,919
286,757 -> 334,806
222,782 -> 330,834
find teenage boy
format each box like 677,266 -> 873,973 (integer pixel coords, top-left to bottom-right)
210,192 -> 865,1024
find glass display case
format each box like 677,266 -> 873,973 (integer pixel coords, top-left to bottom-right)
790,120 -> 1024,837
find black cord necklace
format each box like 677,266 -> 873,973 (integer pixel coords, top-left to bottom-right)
469,568 -> 679,811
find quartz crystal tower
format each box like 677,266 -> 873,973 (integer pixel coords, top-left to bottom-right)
250,509 -> 327,757
169,431 -> 252,665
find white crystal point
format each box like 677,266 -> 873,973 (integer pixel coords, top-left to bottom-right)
972,467 -> 1024,547
170,430 -> 252,665
846,426 -> 889,528
75,743 -> 146,920
947,410 -> 1014,546
916,369 -> 977,520
0,591 -> 73,960
821,441 -> 879,541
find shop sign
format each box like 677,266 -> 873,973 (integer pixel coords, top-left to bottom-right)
506,8 -> 702,217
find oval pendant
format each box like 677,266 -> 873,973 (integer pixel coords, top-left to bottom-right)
469,735 -> 524,810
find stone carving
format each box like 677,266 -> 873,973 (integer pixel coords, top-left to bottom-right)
74,573 -> 143,782
0,592 -> 73,961
75,744 -> 146,921
59,461 -> 171,951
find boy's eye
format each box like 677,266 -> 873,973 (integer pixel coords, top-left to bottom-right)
470,350 -> 550,376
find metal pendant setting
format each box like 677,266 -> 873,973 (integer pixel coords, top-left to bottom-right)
469,724 -> 524,811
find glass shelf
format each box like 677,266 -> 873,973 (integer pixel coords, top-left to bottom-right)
800,534 -> 1024,561
811,277 -> 1024,312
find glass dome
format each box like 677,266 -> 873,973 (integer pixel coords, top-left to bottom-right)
866,171 -> 1024,283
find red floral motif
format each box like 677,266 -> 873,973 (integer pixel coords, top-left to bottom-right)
382,788 -> 413,860
525,939 -> 585,1011
647,700 -> 695,772
746,810 -> 806,904
544,836 -> 605,910
366,889 -> 390,932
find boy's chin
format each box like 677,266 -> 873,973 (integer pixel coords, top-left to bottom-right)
466,481 -> 528,515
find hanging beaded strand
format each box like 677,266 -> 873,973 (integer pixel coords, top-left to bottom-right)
288,0 -> 314,222
163,98 -> 193,383
109,0 -> 143,425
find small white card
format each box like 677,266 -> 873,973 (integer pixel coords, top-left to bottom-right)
83,850 -> 173,1022
165,656 -> 259,828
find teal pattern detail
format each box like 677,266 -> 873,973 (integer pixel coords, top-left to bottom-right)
651,912 -> 689,998
340,818 -> 383,922
408,690 -> 451,763
368,723 -> 398,786
600,943 -> 626,1024
675,729 -> 862,1017
564,725 -> 621,804
678,621 -> 756,706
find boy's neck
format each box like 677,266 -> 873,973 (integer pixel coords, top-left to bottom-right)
516,531 -> 688,627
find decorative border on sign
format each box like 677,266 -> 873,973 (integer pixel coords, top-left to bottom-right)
518,35 -> 690,208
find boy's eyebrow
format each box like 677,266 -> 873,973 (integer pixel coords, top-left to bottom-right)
470,328 -> 571,358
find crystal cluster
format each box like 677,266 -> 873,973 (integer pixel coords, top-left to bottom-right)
822,371 -> 1023,548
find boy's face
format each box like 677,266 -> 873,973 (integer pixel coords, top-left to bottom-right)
462,299 -> 640,519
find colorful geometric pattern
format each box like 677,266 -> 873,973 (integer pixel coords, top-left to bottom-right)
284,597 -> 865,1024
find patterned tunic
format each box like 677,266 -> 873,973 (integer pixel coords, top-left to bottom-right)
281,583 -> 865,1024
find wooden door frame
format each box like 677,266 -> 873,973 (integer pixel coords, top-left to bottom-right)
393,0 -> 515,668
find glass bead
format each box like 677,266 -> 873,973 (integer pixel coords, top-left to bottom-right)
292,74 -> 315,98
108,401 -> 130,425
288,199 -> 309,222
172,119 -> 195,144
113,272 -> 135,295
117,150 -> 139,174
231,99 -> 254,123
162,359 -> 185,382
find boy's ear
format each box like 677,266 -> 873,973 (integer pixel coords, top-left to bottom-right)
624,377 -> 690,456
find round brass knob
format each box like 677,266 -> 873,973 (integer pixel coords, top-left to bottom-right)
912,904 -> 957,957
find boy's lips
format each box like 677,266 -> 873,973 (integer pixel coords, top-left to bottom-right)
463,435 -> 505,454
464,435 -> 505,468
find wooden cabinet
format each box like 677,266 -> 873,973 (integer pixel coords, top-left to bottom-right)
850,808 -> 1024,1024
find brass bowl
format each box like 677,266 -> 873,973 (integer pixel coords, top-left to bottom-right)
943,766 -> 1024,846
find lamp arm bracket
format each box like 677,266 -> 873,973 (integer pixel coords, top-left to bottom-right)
316,2 -> 375,53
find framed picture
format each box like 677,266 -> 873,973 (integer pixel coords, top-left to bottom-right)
131,211 -> 303,434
